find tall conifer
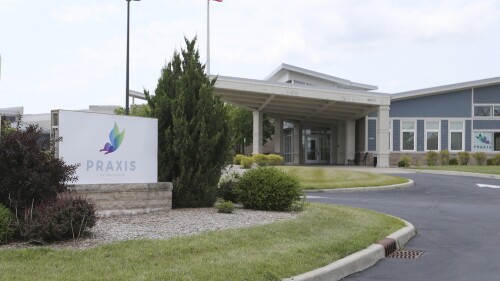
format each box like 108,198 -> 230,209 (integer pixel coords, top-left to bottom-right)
147,38 -> 231,207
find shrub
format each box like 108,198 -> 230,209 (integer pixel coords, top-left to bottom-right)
473,152 -> 487,166
16,195 -> 97,243
217,173 -> 241,202
252,154 -> 269,167
398,155 -> 412,168
449,158 -> 458,165
495,154 -> 500,165
487,158 -> 496,166
458,152 -> 470,165
237,167 -> 303,211
233,154 -> 245,165
215,200 -> 234,214
0,125 -> 78,212
267,154 -> 283,166
0,204 -> 11,243
426,151 -> 439,166
240,156 -> 254,169
440,150 -> 450,165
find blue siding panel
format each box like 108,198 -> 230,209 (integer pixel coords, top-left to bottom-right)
474,84 -> 500,103
368,119 -> 376,151
417,120 -> 425,151
465,120 -> 472,151
391,90 -> 472,118
473,120 -> 500,130
393,120 -> 400,151
441,120 -> 448,150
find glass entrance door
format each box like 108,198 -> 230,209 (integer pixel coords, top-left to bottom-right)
305,134 -> 330,164
306,137 -> 319,162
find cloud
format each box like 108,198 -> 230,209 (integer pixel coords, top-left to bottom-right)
52,4 -> 120,23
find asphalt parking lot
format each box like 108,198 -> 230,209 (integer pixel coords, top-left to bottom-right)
307,173 -> 500,281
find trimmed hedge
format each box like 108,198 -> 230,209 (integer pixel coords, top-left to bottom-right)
458,152 -> 470,165
240,156 -> 254,169
237,167 -> 303,211
398,155 -> 412,168
426,151 -> 439,166
233,154 -> 245,165
473,152 -> 487,166
440,150 -> 450,165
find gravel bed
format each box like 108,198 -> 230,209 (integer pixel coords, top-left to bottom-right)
1,208 -> 298,250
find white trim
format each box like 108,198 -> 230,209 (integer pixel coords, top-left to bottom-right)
424,120 -> 441,151
264,63 -> 378,90
473,103 -> 500,118
393,77 -> 500,101
400,120 -> 416,152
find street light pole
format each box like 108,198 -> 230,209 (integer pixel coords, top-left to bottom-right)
125,0 -> 140,116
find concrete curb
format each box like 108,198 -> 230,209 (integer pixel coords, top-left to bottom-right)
305,179 -> 415,193
413,169 -> 500,180
284,219 -> 416,281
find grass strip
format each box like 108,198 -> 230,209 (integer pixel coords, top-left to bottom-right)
412,165 -> 500,175
278,166 -> 408,190
0,204 -> 403,281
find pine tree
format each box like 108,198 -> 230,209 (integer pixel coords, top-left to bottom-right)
147,37 -> 231,208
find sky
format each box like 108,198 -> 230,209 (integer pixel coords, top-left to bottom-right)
1,0 -> 500,114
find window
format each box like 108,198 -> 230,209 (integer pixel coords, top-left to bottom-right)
426,121 -> 440,151
474,106 -> 492,117
401,121 -> 415,151
495,106 -> 500,117
449,121 -> 464,151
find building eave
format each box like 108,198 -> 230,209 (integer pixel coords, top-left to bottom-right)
393,76 -> 500,101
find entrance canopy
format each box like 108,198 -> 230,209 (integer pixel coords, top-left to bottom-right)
212,64 -> 392,167
214,75 -> 390,125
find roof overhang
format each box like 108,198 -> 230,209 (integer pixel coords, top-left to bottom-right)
393,76 -> 500,101
265,63 -> 378,91
214,76 -> 390,126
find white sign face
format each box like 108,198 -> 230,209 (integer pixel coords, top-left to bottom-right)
57,110 -> 158,184
473,131 -> 493,152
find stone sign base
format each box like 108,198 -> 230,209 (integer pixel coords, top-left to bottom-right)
71,182 -> 172,217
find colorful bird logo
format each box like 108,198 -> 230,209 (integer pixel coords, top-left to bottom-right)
100,122 -> 125,154
476,133 -> 490,144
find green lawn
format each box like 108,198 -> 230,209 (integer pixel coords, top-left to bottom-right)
278,166 -> 408,190
0,204 -> 404,281
412,165 -> 500,175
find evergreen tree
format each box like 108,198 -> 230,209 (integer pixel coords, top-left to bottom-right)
147,37 -> 231,208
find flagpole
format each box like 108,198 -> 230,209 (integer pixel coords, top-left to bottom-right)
207,0 -> 210,77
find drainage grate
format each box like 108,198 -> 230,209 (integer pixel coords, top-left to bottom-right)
388,249 -> 425,259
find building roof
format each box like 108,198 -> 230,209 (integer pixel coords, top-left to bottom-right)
393,76 -> 500,101
214,75 -> 390,125
264,63 -> 378,91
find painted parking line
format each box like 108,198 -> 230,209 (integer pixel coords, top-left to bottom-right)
304,195 -> 328,199
477,183 -> 500,189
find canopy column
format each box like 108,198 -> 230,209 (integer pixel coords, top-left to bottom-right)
252,110 -> 263,154
274,117 -> 283,154
345,120 -> 356,164
376,105 -> 390,167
